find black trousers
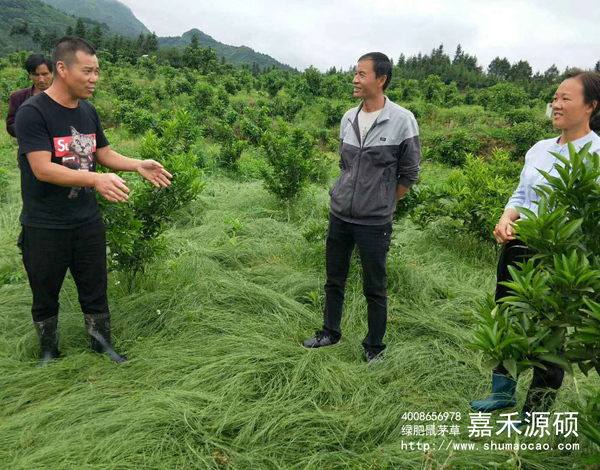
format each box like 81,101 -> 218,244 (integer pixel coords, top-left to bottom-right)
322,214 -> 392,353
19,217 -> 109,322
494,238 -> 565,414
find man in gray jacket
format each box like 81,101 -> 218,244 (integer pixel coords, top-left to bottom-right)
303,52 -> 421,362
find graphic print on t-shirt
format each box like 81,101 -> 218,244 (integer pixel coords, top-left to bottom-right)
53,126 -> 96,199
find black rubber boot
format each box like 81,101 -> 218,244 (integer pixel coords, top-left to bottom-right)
33,315 -> 60,367
84,313 -> 127,364
517,359 -> 565,428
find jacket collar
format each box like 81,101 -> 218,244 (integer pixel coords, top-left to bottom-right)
347,96 -> 392,125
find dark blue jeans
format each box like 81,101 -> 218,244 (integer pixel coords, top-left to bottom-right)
19,217 -> 109,322
323,213 -> 392,353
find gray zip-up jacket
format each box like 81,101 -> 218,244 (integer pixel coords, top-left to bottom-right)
330,97 -> 421,225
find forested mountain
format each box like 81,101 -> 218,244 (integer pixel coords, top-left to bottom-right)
40,0 -> 149,37
158,28 -> 293,71
2,0 -> 292,70
0,0 -> 104,56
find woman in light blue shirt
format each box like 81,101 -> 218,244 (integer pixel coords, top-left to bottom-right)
471,71 -> 600,419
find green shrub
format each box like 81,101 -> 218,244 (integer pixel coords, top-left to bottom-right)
207,119 -> 235,142
100,129 -> 205,288
307,127 -> 339,154
385,89 -> 403,103
402,102 -> 423,120
504,107 -> 538,125
224,107 -> 240,126
219,139 -> 247,170
399,78 -> 421,101
208,86 -> 230,117
410,148 -> 520,242
478,82 -> 529,113
261,72 -> 285,98
114,101 -> 157,135
243,105 -> 272,131
122,108 -> 157,135
221,76 -> 240,95
240,118 -> 263,145
0,77 -> 12,102
134,89 -> 155,110
111,76 -> 142,101
322,100 -> 347,128
464,87 -> 479,105
272,94 -> 304,122
443,81 -> 463,108
570,386 -> 600,456
260,125 -> 322,201
422,74 -> 445,106
191,81 -> 215,110
136,56 -> 158,79
158,109 -> 200,153
431,129 -> 481,166
538,84 -> 559,104
506,121 -> 547,160
165,76 -> 194,96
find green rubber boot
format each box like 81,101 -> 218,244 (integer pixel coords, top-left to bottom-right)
470,373 -> 517,412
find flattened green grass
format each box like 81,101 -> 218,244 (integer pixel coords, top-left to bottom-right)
0,128 -> 596,468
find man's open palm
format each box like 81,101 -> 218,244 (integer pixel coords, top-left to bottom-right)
138,160 -> 173,188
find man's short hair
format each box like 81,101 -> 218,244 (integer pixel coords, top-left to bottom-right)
358,52 -> 392,90
51,36 -> 96,68
25,54 -> 53,74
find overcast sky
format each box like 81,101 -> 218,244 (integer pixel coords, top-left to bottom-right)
120,0 -> 599,73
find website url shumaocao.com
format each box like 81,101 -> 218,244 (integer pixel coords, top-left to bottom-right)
397,410 -> 580,452
399,440 -> 580,452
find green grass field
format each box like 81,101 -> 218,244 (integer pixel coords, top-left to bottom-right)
0,119 -> 597,469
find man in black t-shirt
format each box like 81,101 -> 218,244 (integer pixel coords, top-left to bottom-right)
15,37 -> 172,366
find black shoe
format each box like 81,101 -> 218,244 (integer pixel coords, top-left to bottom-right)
302,330 -> 340,349
33,315 -> 60,367
84,313 -> 128,364
365,349 -> 383,363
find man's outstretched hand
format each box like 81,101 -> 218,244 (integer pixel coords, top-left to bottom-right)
137,160 -> 173,188
94,173 -> 131,203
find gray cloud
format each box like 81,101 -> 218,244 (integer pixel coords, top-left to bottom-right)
121,0 -> 600,73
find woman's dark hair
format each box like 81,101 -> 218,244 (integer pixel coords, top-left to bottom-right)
358,52 -> 392,90
591,114 -> 600,132
25,54 -> 53,74
566,70 -> 600,131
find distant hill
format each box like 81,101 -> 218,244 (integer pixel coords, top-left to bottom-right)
40,0 -> 149,37
0,0 -> 104,56
158,29 -> 293,70
1,1 -> 292,70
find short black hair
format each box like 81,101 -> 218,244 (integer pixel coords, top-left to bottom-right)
25,54 -> 53,74
51,36 -> 96,68
358,52 -> 392,90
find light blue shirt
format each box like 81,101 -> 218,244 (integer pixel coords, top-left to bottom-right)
505,131 -> 600,218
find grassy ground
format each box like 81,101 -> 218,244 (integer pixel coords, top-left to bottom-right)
0,123 -> 597,469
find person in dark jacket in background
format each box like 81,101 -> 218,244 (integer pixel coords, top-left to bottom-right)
6,54 -> 53,137
302,52 -> 421,362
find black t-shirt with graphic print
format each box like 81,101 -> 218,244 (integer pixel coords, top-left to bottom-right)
15,92 -> 109,229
